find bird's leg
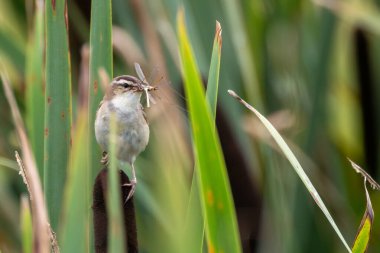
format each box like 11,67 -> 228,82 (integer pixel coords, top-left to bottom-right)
122,163 -> 137,203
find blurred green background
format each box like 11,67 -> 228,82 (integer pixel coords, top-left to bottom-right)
1,0 -> 380,252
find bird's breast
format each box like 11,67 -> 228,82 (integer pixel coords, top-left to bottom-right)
94,95 -> 149,164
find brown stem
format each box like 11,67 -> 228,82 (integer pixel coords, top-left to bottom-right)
93,168 -> 138,253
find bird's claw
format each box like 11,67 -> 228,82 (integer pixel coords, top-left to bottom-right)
122,179 -> 137,204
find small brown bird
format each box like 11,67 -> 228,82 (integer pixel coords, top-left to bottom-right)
95,63 -> 156,201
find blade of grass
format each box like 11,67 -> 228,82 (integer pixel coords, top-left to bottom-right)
296,9 -> 336,251
206,21 -> 222,117
185,21 -> 223,252
1,74 -> 50,253
107,114 -> 126,253
20,196 -> 33,253
0,156 -> 18,170
89,0 -> 113,181
219,0 -> 262,109
352,180 -> 373,253
184,183 -> 204,253
228,90 -> 352,253
0,30 -> 25,72
60,109 -> 89,253
178,11 -> 242,253
25,0 -> 44,176
348,160 -> 379,253
300,8 -> 336,153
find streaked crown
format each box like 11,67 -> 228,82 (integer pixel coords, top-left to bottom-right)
112,75 -> 144,89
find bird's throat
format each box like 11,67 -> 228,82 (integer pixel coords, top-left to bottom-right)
111,92 -> 142,110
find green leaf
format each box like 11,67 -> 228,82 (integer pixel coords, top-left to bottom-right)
228,90 -> 352,253
206,21 -> 222,118
107,114 -> 126,253
185,20 -> 223,252
89,0 -> 113,181
25,0 -> 44,177
20,196 -> 32,253
60,109 -> 90,253
89,2 -> 113,249
44,0 -> 72,231
177,11 -> 242,253
0,156 -> 18,170
0,30 -> 25,72
219,0 -> 262,109
184,180 -> 204,253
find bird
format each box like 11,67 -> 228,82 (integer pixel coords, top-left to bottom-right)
95,63 -> 156,201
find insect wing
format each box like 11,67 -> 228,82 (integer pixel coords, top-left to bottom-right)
134,63 -> 146,82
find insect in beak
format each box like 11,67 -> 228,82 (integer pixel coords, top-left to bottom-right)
142,85 -> 158,108
134,63 -> 158,108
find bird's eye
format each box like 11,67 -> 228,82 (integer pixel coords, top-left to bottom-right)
121,81 -> 132,88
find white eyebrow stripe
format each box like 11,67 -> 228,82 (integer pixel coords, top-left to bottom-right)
113,79 -> 136,86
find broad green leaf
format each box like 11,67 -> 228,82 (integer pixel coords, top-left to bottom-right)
44,0 -> 72,231
87,2 -> 119,251
88,1 -> 113,250
177,11 -> 242,253
228,90 -> 352,253
185,20 -> 223,252
60,109 -> 90,253
89,0 -> 113,181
